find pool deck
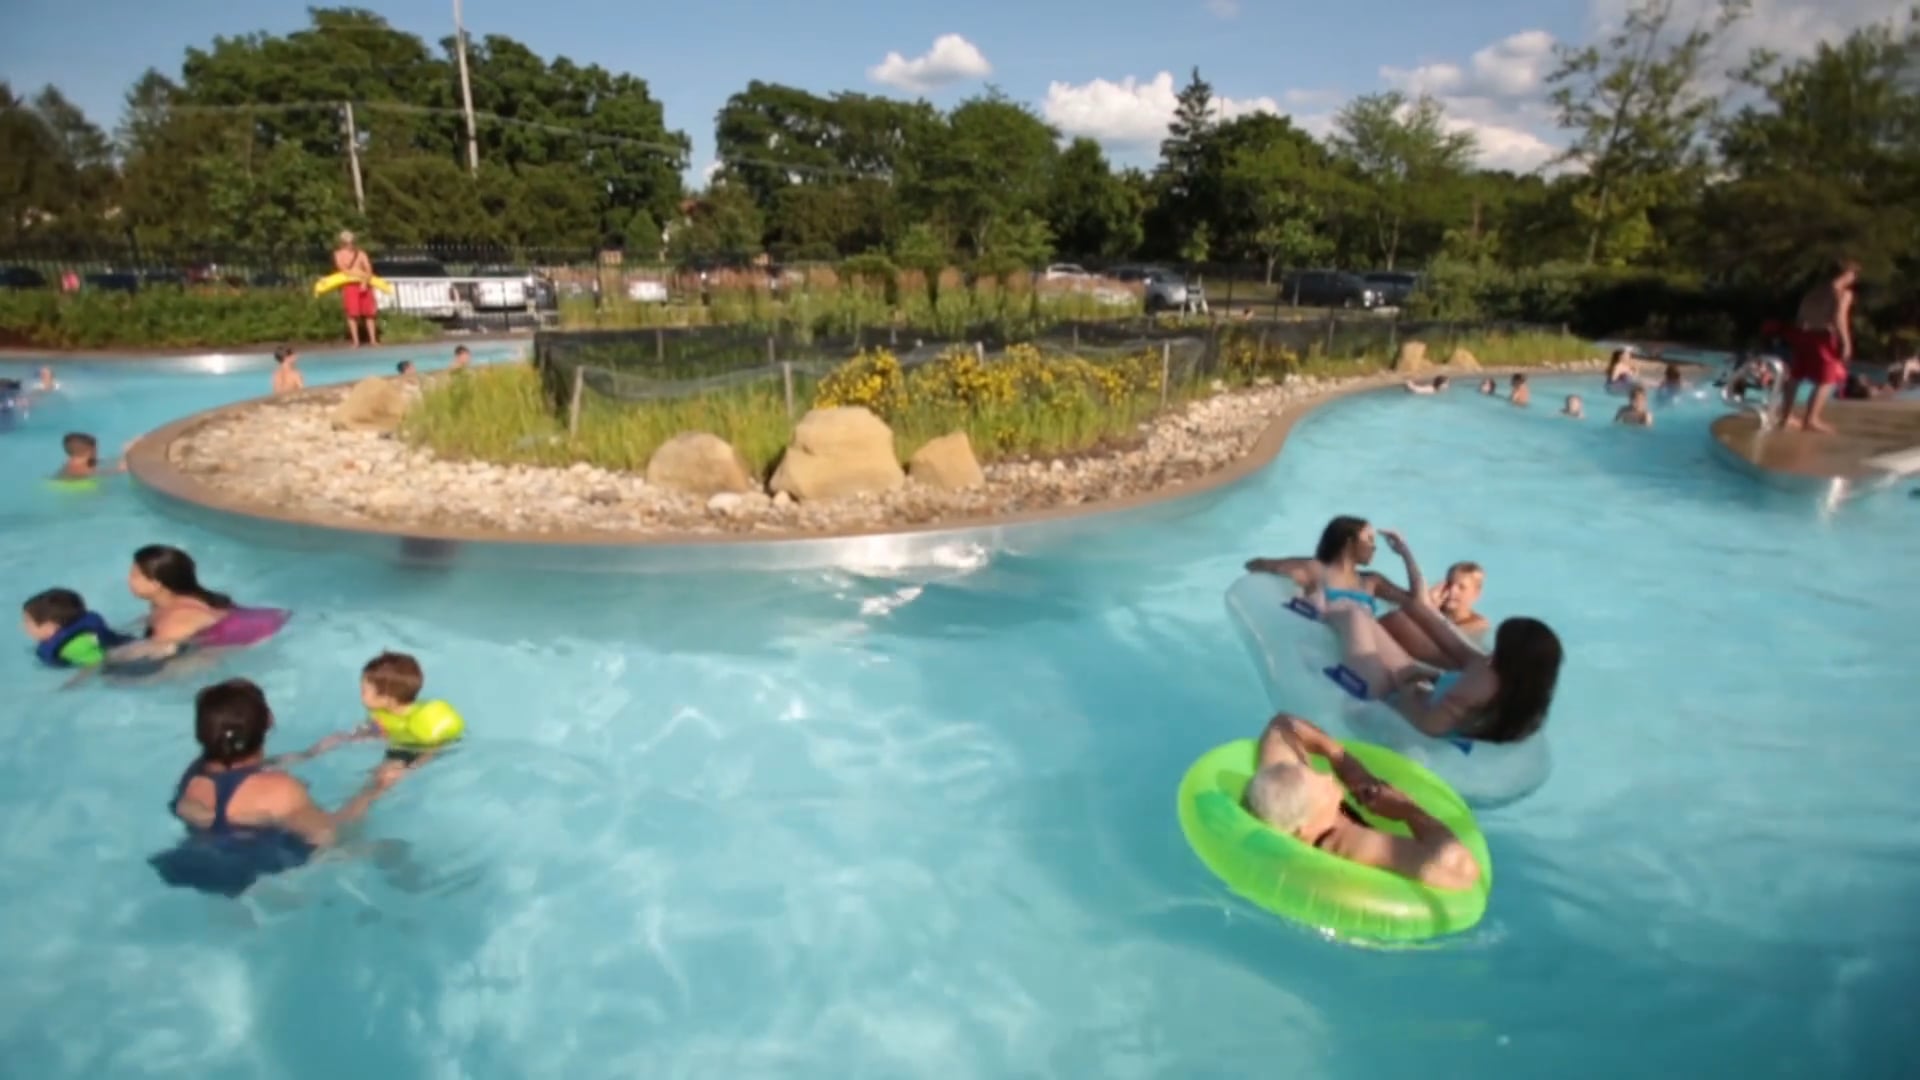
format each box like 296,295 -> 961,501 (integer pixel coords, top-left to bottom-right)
1710,398 -> 1920,484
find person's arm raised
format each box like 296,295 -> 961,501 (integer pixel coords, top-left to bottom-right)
269,769 -> 402,849
1244,556 -> 1317,587
1380,531 -> 1484,670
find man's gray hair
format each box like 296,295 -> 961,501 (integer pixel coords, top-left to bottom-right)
1245,763 -> 1319,834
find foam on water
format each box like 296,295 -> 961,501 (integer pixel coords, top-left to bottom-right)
1,356 -> 1916,1079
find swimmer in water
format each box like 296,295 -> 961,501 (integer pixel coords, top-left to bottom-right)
1403,374 -> 1450,395
22,588 -> 133,669
1479,378 -> 1497,395
1509,373 -> 1530,406
148,678 -> 403,898
104,545 -> 238,672
450,345 -> 471,371
1245,516 -> 1412,616
38,366 -> 58,392
1605,348 -> 1639,391
281,651 -> 449,780
1614,386 -> 1654,427
271,346 -> 304,395
1243,711 -> 1481,888
1562,394 -> 1584,418
54,432 -> 129,479
1308,530 -> 1563,745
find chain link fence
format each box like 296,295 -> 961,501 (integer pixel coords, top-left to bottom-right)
532,314 -> 1570,433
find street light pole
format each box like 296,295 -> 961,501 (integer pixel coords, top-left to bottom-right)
454,0 -> 480,176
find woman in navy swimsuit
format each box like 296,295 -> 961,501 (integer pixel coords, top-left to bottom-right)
150,678 -> 401,897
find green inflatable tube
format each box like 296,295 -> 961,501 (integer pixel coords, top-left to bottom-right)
1177,738 -> 1493,942
46,477 -> 100,493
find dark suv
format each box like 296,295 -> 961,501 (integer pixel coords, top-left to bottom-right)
1280,270 -> 1380,309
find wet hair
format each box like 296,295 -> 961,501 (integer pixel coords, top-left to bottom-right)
195,678 -> 272,765
132,545 -> 233,610
362,651 -> 424,705
396,360 -> 414,375
273,346 -> 295,364
23,587 -> 86,628
1607,349 -> 1632,377
1432,375 -> 1449,389
453,346 -> 471,358
1446,561 -> 1483,582
1663,364 -> 1681,383
1483,617 -> 1563,742
1314,516 -> 1370,564
1244,764 -> 1318,833
62,432 -> 97,460
1629,386 -> 1648,403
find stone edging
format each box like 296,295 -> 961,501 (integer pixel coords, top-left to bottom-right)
126,363 -> 1602,549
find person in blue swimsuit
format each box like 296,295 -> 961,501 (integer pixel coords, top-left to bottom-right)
1245,516 -> 1412,616
149,678 -> 402,898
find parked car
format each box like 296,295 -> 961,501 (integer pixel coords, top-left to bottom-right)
625,278 -> 670,304
372,258 -> 460,320
0,266 -> 48,289
1280,270 -> 1381,309
1043,263 -> 1090,280
468,264 -> 533,312
1110,265 -> 1196,312
1360,271 -> 1421,307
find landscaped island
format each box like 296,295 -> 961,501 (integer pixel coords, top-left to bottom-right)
148,329 -> 1601,540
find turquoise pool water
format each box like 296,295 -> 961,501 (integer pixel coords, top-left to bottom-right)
1,359 -> 1915,1079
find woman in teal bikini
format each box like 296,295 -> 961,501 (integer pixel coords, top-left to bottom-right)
1244,516 -> 1412,615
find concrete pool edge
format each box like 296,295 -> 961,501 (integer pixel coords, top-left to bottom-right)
0,332 -> 534,365
126,361 -> 1605,572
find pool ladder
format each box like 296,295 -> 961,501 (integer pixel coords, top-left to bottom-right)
1720,356 -> 1787,431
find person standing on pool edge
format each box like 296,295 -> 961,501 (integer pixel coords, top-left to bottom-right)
1773,259 -> 1858,434
333,230 -> 379,348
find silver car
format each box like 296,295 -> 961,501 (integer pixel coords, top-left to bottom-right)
1110,265 -> 1196,312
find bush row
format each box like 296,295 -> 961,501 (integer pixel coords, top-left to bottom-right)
0,288 -> 441,350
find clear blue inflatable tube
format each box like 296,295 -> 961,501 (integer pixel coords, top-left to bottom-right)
1224,573 -> 1551,808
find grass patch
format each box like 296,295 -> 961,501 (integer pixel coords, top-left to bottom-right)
408,329 -> 1589,479
0,287 -> 440,349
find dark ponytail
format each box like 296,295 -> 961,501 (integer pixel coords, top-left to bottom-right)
1484,617 -> 1563,743
134,545 -> 233,610
194,679 -> 271,764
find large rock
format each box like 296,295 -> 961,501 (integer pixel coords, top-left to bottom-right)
332,377 -> 412,433
645,431 -> 755,496
769,406 -> 905,501
1446,347 -> 1482,370
1393,341 -> 1430,373
909,431 -> 985,491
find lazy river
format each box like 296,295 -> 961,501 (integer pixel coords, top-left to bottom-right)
1,350 -> 1915,1079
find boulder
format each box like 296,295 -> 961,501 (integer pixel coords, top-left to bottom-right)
332,377 -> 413,434
1393,341 -> 1430,373
769,406 -> 905,501
908,431 -> 986,491
1446,347 -> 1482,370
645,432 -> 756,496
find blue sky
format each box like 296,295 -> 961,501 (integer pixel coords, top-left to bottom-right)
0,0 -> 1890,179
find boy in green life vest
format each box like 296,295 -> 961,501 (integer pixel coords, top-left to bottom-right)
280,651 -> 465,779
23,588 -> 134,668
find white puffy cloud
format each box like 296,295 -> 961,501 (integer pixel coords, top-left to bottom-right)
1041,71 -> 1290,145
867,34 -> 992,94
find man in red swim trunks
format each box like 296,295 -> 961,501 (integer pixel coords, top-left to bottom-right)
1772,258 -> 1858,434
333,230 -> 379,348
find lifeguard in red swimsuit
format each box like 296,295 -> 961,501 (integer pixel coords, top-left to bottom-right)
1770,259 -> 1857,434
332,230 -> 379,348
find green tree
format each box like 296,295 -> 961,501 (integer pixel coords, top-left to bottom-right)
1548,0 -> 1746,265
1155,68 -> 1217,253
668,183 -> 764,261
1706,9 -> 1920,285
1046,137 -> 1144,259
907,91 -> 1058,258
1329,92 -> 1476,269
1223,143 -> 1329,281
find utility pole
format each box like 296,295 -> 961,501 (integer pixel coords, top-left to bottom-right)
454,0 -> 480,176
341,101 -> 366,213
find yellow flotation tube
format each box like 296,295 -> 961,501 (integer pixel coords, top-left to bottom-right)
370,699 -> 465,751
313,272 -> 395,296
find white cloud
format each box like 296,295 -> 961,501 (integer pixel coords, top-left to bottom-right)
1205,0 -> 1241,18
1041,71 -> 1288,145
867,34 -> 992,94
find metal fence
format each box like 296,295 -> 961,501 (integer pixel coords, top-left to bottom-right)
532,314 -> 1569,433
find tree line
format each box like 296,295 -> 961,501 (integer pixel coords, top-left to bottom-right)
2,2 -> 1915,314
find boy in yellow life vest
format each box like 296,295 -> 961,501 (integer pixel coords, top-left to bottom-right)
279,651 -> 464,777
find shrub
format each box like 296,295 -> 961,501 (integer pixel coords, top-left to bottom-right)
0,287 -> 440,349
